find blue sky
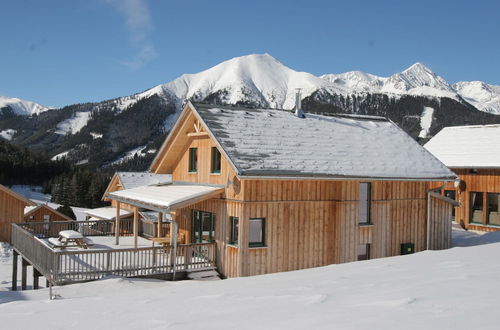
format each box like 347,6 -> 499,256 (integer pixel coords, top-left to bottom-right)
1,0 -> 499,107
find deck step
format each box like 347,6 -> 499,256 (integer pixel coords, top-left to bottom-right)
187,269 -> 221,281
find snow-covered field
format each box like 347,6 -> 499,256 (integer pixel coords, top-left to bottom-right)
0,226 -> 499,329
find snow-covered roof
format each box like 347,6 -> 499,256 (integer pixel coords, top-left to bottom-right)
192,103 -> 456,180
116,172 -> 172,189
107,184 -> 225,212
424,124 -> 500,168
84,207 -> 133,221
24,206 -> 38,215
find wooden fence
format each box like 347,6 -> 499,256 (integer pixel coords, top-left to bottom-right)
11,220 -> 216,285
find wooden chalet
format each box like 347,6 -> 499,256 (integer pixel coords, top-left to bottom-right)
24,203 -> 73,223
104,101 -> 458,278
10,100 -> 459,290
0,184 -> 35,243
425,124 -> 500,231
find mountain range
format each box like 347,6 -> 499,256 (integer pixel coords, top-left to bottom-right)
1,53 -> 500,169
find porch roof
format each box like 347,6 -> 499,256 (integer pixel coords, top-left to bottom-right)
84,207 -> 133,221
106,183 -> 225,213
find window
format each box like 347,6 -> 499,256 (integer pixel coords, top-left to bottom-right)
249,218 -> 265,247
192,210 -> 215,243
487,193 -> 500,226
229,216 -> 239,245
211,147 -> 221,173
444,190 -> 456,221
359,182 -> 371,225
43,215 -> 50,221
470,192 -> 483,224
29,216 -> 34,221
188,148 -> 197,173
357,244 -> 370,261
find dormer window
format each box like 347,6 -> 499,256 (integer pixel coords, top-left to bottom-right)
211,147 -> 221,174
189,148 -> 197,173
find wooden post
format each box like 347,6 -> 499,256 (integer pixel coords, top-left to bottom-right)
157,212 -> 163,237
11,250 -> 18,291
133,207 -> 139,248
172,221 -> 178,280
115,202 -> 121,245
21,258 -> 28,290
33,268 -> 41,290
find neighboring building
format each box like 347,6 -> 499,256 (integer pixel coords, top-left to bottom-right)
23,203 -> 73,223
425,124 -> 500,231
105,101 -> 457,278
0,184 -> 35,243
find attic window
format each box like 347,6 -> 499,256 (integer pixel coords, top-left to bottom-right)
189,148 -> 197,173
211,147 -> 221,174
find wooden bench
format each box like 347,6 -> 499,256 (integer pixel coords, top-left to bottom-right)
151,233 -> 185,246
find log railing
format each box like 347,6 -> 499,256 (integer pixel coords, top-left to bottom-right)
11,221 -> 216,285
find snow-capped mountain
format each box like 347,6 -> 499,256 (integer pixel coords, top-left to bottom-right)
0,96 -> 50,116
453,81 -> 500,115
111,54 -> 488,114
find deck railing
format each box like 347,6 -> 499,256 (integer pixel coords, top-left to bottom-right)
11,220 -> 216,285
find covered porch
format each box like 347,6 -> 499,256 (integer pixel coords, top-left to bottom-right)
10,183 -> 225,288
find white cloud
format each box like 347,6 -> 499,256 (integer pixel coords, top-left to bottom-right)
106,0 -> 157,69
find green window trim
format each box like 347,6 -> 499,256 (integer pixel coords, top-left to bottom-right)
211,147 -> 221,174
229,216 -> 239,245
249,217 -> 265,248
188,147 -> 198,173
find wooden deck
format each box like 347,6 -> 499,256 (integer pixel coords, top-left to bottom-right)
11,220 -> 216,288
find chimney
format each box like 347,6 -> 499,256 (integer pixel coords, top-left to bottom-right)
294,88 -> 305,118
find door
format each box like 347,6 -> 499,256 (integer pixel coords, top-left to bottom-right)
192,210 -> 215,243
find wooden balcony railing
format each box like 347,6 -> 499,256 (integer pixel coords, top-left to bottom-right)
11,220 -> 216,285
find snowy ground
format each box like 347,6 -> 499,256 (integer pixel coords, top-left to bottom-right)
0,226 -> 499,329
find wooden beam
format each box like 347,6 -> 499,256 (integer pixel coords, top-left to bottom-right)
33,268 -> 41,290
133,207 -> 139,248
11,250 -> 18,291
21,258 -> 28,290
187,132 -> 209,137
157,212 -> 163,238
115,202 -> 121,245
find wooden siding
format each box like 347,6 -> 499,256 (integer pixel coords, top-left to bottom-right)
433,168 -> 500,231
168,179 -> 449,278
428,196 -> 452,250
0,190 -> 30,243
24,205 -> 71,222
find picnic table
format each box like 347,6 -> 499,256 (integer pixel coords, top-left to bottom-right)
48,230 -> 93,249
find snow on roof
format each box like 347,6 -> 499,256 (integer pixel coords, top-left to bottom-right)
24,205 -> 38,215
424,124 -> 500,168
84,207 -> 133,221
117,172 -> 172,189
193,103 -> 456,180
107,184 -> 225,212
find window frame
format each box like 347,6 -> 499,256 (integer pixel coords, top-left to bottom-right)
211,147 -> 221,174
470,191 -> 484,224
359,182 -> 372,225
229,216 -> 239,246
486,192 -> 500,226
188,147 -> 198,173
248,217 -> 266,248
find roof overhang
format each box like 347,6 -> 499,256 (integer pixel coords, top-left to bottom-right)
84,207 -> 133,221
237,174 -> 458,182
106,183 -> 225,213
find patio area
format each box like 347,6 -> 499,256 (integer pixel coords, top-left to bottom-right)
11,220 -> 216,288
